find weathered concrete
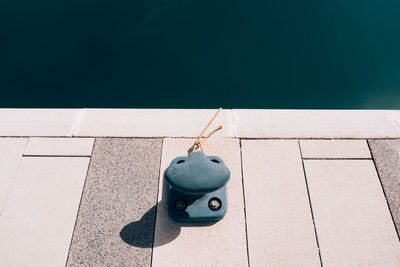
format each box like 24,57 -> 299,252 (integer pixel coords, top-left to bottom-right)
0,138 -> 27,213
24,137 -> 94,156
66,138 -> 162,267
304,160 -> 400,266
152,138 -> 248,266
242,140 -> 320,266
0,157 -> 90,267
300,139 -> 371,158
369,139 -> 400,234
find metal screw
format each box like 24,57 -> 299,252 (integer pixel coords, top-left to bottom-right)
175,199 -> 187,211
208,198 -> 221,211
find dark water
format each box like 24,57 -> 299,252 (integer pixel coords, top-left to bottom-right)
1,0 -> 400,108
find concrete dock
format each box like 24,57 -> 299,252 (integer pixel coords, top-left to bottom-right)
0,109 -> 399,266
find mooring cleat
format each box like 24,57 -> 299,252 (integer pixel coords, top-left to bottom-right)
165,151 -> 230,222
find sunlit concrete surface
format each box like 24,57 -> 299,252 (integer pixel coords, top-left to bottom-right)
24,137 -> 94,156
242,140 -> 320,266
0,157 -> 89,266
0,109 -> 399,266
1,109 -> 400,138
152,138 -> 247,266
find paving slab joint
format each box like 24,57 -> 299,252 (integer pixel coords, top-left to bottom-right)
298,140 -> 324,267
230,110 -> 239,138
239,139 -> 250,267
366,139 -> 400,241
65,138 -> 96,266
150,138 -> 164,266
0,139 -> 29,216
69,109 -> 87,137
387,111 -> 400,137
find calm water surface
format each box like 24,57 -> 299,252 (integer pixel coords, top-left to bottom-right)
1,0 -> 400,108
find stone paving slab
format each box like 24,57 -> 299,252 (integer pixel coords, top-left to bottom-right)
0,138 -> 27,213
152,138 -> 248,266
368,139 -> 400,235
67,138 -> 162,267
0,109 -> 80,136
0,157 -> 90,267
300,139 -> 371,159
24,137 -> 94,156
241,140 -> 320,266
1,109 -> 400,138
75,109 -> 236,137
304,160 -> 400,266
1,135 -> 400,266
234,109 -> 400,138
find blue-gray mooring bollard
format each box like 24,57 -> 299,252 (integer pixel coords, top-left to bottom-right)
165,151 -> 230,222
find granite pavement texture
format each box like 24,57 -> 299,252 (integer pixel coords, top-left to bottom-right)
369,139 -> 400,236
66,138 -> 162,267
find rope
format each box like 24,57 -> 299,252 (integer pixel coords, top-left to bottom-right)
189,107 -> 223,154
